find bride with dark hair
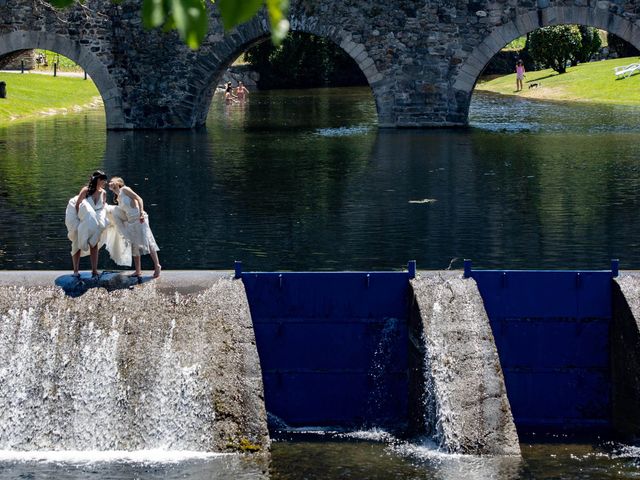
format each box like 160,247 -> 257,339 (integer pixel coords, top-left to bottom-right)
64,170 -> 109,277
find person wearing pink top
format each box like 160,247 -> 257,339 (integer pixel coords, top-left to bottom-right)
515,59 -> 525,91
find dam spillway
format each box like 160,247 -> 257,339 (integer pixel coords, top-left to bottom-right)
0,275 -> 268,452
0,265 -> 639,455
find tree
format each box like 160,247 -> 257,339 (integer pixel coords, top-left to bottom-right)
244,32 -> 367,89
46,0 -> 289,50
528,25 -> 582,74
571,26 -> 602,65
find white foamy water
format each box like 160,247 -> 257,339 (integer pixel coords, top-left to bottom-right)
313,125 -> 370,136
0,449 -> 226,464
339,429 -> 395,443
0,282 -> 266,453
0,293 -> 214,450
612,444 -> 640,458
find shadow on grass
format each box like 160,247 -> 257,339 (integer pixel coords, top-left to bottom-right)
526,73 -> 559,83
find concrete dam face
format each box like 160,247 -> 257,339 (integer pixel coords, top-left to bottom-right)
1,267 -> 639,456
0,278 -> 268,452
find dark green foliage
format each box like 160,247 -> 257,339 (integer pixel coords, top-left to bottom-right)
244,33 -> 368,89
571,26 -> 602,65
528,25 -> 582,74
607,32 -> 640,58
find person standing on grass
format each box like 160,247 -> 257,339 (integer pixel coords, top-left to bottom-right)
515,59 -> 525,92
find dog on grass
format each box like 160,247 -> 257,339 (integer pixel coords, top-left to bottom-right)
528,82 -> 540,89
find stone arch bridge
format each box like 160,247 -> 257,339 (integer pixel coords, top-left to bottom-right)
1,0 -> 639,129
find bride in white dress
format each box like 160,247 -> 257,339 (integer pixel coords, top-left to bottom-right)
107,176 -> 162,278
64,171 -> 109,277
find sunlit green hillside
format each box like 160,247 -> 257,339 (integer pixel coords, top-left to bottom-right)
476,57 -> 640,105
0,72 -> 102,125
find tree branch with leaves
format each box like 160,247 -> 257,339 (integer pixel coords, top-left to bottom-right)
46,0 -> 290,49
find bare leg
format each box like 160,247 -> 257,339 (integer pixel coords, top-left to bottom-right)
133,255 -> 142,277
90,244 -> 99,276
72,251 -> 81,276
150,249 -> 161,278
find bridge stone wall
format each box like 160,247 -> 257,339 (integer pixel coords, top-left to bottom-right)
1,0 -> 640,129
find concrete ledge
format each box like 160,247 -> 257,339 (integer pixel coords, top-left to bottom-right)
0,270 -> 235,296
612,273 -> 640,438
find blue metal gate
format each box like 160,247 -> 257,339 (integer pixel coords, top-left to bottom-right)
238,260 -> 617,433
465,261 -> 616,431
239,263 -> 412,428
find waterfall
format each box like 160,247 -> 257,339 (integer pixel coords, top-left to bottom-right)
366,317 -> 400,424
410,272 -> 520,455
0,279 -> 268,452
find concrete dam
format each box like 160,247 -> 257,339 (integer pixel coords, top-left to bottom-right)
0,262 -> 639,455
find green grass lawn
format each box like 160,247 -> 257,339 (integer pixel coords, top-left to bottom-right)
476,57 -> 640,105
0,72 -> 102,126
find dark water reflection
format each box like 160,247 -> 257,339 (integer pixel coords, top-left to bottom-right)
1,88 -> 640,271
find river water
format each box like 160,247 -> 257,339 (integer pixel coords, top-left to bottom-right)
1,89 -> 640,477
2,88 -> 640,271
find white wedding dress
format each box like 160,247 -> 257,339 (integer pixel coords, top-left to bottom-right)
108,193 -> 160,260
65,193 -> 108,257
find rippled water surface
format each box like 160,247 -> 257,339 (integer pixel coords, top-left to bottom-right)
2,88 -> 640,271
0,438 -> 639,479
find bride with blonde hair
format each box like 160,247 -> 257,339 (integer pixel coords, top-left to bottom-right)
106,176 -> 161,278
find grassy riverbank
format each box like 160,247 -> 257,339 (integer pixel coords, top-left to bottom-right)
476,57 -> 640,105
0,72 -> 102,126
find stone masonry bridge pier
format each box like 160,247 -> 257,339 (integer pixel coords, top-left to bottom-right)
2,0 -> 640,129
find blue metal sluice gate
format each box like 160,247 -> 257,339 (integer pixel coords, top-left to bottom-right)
465,260 -> 616,432
238,261 -> 617,432
239,264 -> 412,428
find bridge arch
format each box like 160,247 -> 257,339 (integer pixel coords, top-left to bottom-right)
453,6 -> 640,121
190,18 -> 388,126
0,31 -> 125,128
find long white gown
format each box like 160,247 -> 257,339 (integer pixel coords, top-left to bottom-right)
64,193 -> 108,257
109,193 -> 160,258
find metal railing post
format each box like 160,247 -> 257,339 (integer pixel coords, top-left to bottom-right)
463,259 -> 472,278
407,260 -> 416,279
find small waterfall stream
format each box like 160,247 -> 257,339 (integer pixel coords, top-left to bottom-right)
366,318 -> 401,424
0,280 -> 268,452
